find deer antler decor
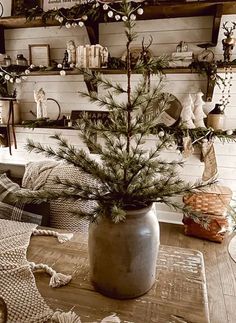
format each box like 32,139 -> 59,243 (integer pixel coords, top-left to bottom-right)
222,22 -> 236,62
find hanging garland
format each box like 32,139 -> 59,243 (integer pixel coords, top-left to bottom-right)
25,1 -> 144,29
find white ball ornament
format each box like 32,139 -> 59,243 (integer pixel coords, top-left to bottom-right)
137,8 -> 144,15
122,16 -> 128,21
115,15 -> 121,21
30,64 -> 35,69
65,22 -> 71,29
60,70 -> 66,76
57,63 -> 62,69
58,17 -> 63,23
10,78 -> 14,83
5,74 -> 10,80
82,15 -> 88,21
25,69 -> 30,75
78,21 -> 84,27
130,14 -> 136,21
103,4 -> 109,10
108,11 -> 113,18
15,78 -> 21,84
72,22 -> 77,28
70,63 -> 75,68
158,131 -> 165,137
226,129 -> 233,135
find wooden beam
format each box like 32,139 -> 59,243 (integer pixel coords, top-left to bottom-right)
0,25 -> 5,54
211,4 -> 223,46
85,23 -> 99,45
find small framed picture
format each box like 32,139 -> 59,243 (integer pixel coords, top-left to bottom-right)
12,0 -> 42,16
29,44 -> 50,67
43,0 -> 84,11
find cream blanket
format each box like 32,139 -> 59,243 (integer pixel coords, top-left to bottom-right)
0,219 -> 121,323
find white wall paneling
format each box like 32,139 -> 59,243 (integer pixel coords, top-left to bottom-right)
1,15 -> 236,224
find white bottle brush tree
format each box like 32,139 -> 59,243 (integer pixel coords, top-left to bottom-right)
16,0 -> 213,223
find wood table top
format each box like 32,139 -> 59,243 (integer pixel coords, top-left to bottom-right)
27,231 -> 210,323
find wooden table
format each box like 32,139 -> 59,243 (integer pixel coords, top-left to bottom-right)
27,232 -> 210,323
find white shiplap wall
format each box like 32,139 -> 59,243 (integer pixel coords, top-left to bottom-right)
1,15 -> 236,223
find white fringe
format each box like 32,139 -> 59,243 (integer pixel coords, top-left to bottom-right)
29,262 -> 72,288
32,228 -> 73,243
51,310 -> 82,323
101,314 -> 121,323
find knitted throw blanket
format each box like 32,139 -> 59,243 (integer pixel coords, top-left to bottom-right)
0,219 -> 79,323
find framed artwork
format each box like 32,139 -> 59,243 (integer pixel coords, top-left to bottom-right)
12,0 -> 42,16
29,44 -> 50,67
43,0 -> 85,11
0,0 -> 12,17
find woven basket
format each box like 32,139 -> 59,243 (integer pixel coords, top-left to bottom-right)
182,214 -> 228,243
183,185 -> 232,216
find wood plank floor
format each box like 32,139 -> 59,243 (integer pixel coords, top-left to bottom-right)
160,223 -> 236,323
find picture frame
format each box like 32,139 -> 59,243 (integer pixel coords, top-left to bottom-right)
29,44 -> 50,67
11,0 -> 42,16
43,0 -> 85,11
0,0 -> 12,17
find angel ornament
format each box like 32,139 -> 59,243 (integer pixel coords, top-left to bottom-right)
193,91 -> 206,128
34,88 -> 47,119
180,94 -> 195,128
66,40 -> 76,65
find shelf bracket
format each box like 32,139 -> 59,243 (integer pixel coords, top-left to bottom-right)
211,4 -> 223,46
84,71 -> 98,94
206,76 -> 216,102
86,23 -> 99,45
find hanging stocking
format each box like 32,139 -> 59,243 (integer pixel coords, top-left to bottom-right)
201,140 -> 218,181
182,136 -> 194,158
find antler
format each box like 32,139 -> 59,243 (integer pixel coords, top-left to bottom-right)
223,21 -> 236,36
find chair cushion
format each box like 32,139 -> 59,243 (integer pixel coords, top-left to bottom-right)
0,173 -> 49,225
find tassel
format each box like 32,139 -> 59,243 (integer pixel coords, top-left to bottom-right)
51,310 -> 81,323
101,314 -> 121,323
57,233 -> 74,243
32,229 -> 73,243
49,272 -> 72,288
29,262 -> 72,288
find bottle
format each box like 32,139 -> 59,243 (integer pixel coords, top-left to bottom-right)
207,104 -> 225,130
4,55 -> 11,67
16,54 -> 28,66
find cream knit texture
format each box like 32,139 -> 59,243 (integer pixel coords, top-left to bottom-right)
0,219 -> 53,323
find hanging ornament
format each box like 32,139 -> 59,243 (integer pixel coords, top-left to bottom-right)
182,136 -> 194,158
220,22 -> 236,112
201,139 -> 218,182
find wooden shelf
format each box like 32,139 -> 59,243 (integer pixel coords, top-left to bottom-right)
0,1 -> 235,29
26,67 -> 203,76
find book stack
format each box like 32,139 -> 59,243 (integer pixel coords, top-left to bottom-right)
76,44 -> 109,69
169,51 -> 193,68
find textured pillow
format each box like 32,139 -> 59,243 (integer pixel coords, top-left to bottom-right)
22,161 -> 97,232
0,173 -> 49,225
0,201 -> 42,225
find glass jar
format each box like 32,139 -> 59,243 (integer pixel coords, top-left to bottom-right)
4,55 -> 11,67
16,54 -> 28,66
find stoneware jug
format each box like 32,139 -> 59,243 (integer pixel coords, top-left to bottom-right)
88,204 -> 160,299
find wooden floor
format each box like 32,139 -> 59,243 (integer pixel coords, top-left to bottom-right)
160,223 -> 236,323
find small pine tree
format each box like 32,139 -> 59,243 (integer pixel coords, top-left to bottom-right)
17,1 -> 212,223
